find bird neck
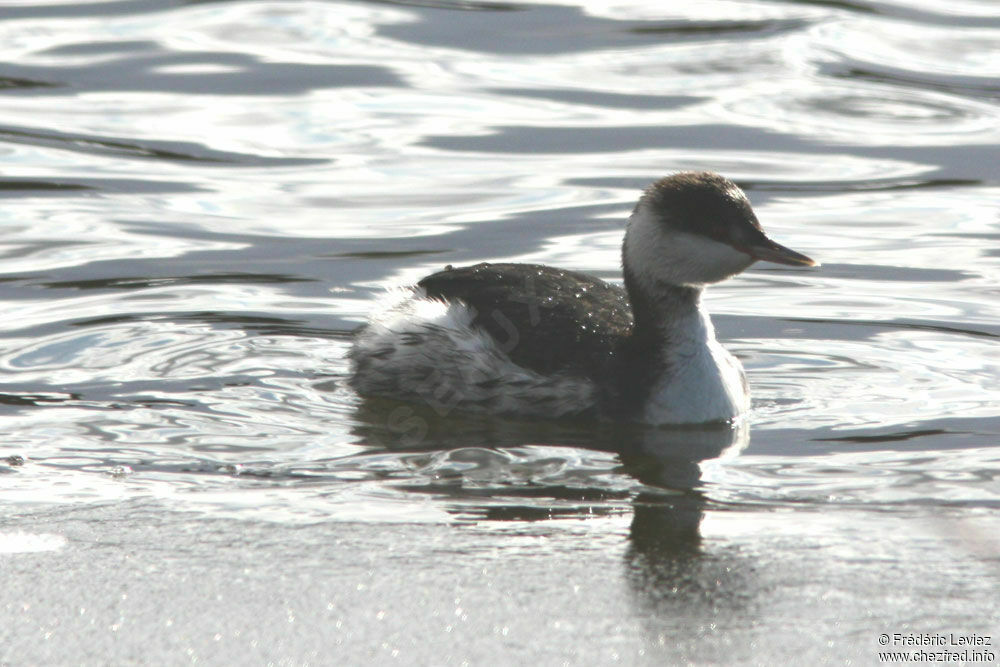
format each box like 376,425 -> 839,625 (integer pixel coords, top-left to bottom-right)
608,265 -> 710,422
622,263 -> 704,338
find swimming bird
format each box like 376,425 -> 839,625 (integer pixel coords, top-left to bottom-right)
348,171 -> 816,424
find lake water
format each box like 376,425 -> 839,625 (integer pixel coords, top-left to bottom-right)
1,0 -> 999,664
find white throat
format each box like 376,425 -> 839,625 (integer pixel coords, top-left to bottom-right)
643,302 -> 750,424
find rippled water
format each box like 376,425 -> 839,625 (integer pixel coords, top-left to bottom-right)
1,0 -> 999,663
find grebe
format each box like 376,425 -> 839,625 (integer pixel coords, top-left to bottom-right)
348,172 -> 816,424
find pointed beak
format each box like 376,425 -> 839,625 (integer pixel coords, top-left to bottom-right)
743,237 -> 818,267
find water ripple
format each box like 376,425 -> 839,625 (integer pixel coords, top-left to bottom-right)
814,16 -> 1000,99
0,0 -> 997,539
0,124 -> 327,166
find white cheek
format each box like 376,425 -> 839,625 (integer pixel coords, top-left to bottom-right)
624,206 -> 753,287
666,233 -> 755,284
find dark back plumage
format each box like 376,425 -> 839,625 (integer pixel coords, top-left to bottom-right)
418,263 -> 633,379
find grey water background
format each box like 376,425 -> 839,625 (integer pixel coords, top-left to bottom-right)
1,0 -> 999,664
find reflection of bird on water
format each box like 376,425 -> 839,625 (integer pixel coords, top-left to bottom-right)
349,172 -> 816,424
621,423 -> 754,618
620,420 -> 748,547
353,402 -> 747,545
353,391 -> 752,609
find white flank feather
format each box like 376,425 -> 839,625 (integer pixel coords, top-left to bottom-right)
348,287 -> 596,418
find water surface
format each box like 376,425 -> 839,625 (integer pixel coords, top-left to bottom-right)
1,0 -> 999,663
